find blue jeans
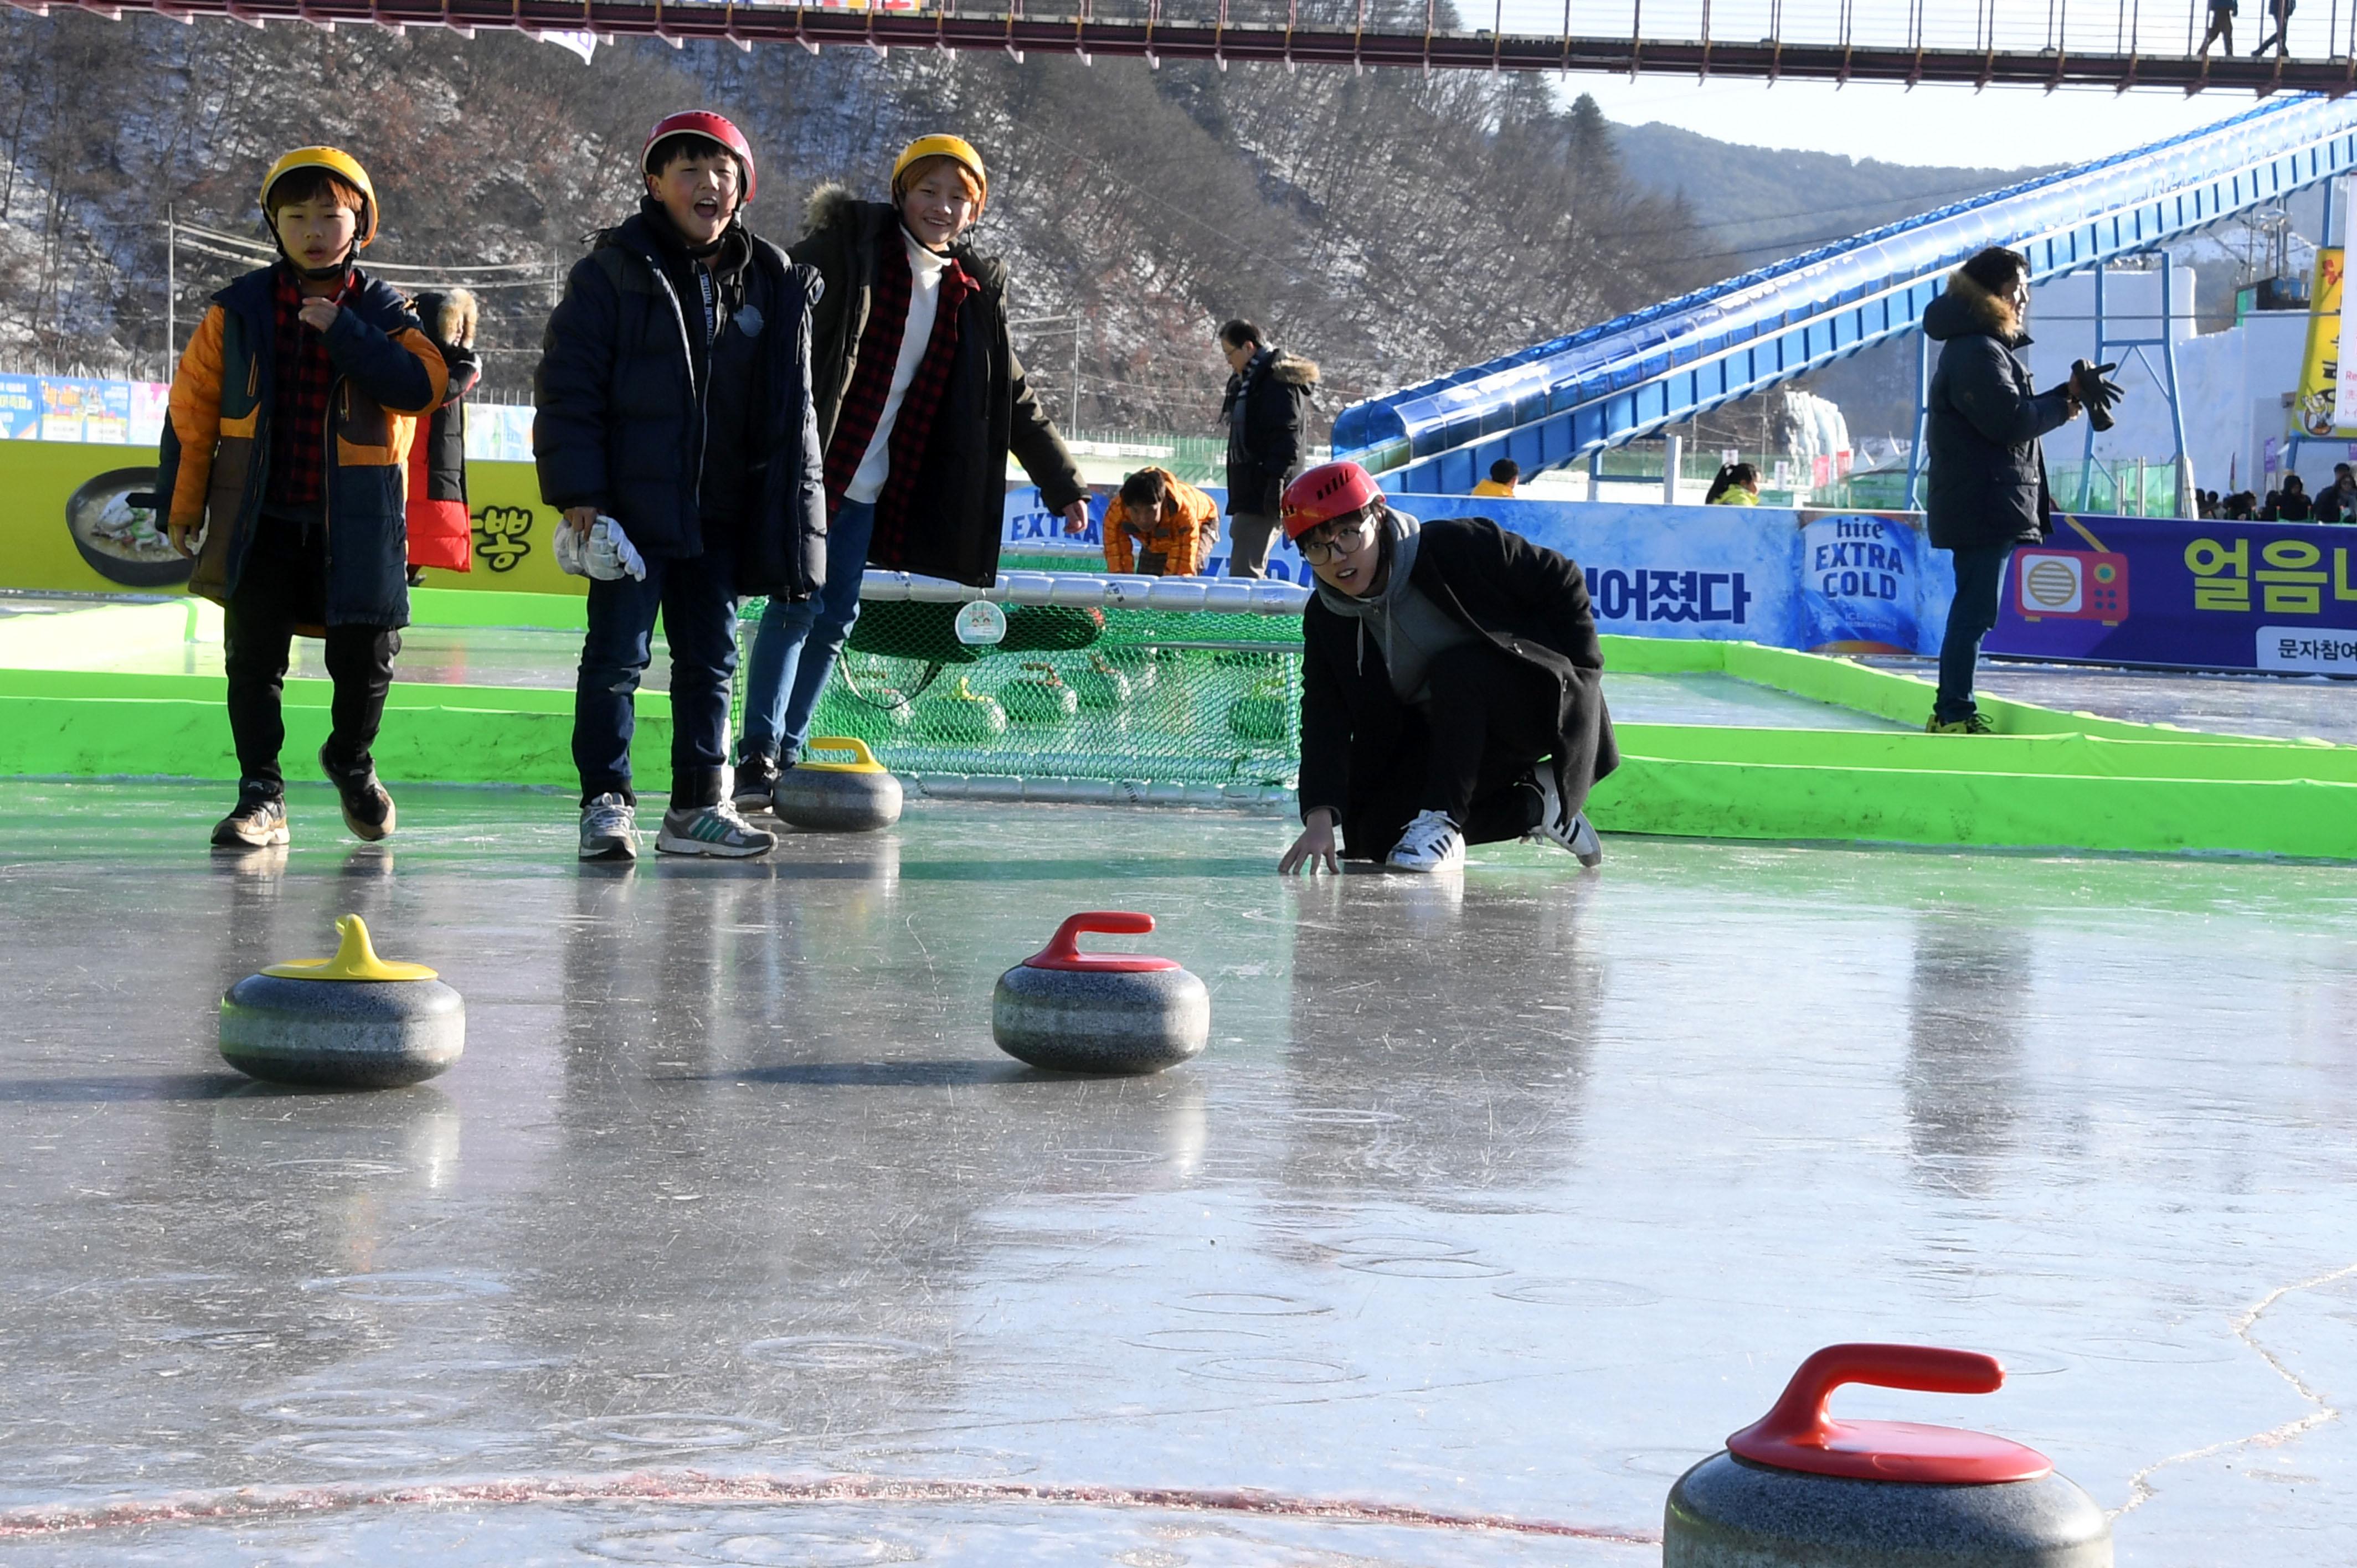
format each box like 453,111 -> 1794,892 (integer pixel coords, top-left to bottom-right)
1936,543 -> 2013,723
740,499 -> 873,764
573,537 -> 739,808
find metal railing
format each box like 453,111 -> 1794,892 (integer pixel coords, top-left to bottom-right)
23,0 -> 2357,90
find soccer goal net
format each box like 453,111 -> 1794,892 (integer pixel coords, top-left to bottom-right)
737,568 -> 1309,807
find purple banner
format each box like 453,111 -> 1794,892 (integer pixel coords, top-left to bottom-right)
1985,514 -> 2357,673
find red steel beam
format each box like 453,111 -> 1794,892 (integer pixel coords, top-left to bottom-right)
12,0 -> 2355,92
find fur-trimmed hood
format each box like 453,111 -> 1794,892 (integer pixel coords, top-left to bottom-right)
800,182 -> 1007,295
1268,350 -> 1319,387
413,287 -> 478,350
1924,267 -> 2025,346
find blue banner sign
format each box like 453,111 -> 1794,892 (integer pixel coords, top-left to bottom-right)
1984,514 -> 2357,672
1401,496 -> 1952,656
1001,482 -> 1315,582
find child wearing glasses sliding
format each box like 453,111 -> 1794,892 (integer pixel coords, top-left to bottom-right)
1276,461 -> 1617,875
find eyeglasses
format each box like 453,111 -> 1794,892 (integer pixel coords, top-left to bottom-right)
1296,514 -> 1375,564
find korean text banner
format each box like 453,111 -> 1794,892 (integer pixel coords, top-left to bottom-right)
1399,497 -> 1955,656
1985,513 -> 2357,672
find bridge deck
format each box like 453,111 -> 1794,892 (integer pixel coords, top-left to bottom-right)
14,0 -> 2357,91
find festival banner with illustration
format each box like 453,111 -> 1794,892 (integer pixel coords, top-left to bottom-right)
1984,512 -> 2357,671
2293,246 -> 2357,439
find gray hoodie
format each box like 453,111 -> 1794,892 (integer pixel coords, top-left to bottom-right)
1313,505 -> 1475,705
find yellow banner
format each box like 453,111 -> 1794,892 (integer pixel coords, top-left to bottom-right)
0,442 -> 583,598
2294,247 -> 2357,439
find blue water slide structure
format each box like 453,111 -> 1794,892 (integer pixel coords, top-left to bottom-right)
1334,96 -> 2357,497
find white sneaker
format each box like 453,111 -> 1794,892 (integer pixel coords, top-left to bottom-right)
1525,767 -> 1604,867
657,801 -> 776,858
579,792 -> 639,862
1387,808 -> 1466,873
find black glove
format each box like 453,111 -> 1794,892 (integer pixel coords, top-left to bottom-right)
2070,359 -> 2124,432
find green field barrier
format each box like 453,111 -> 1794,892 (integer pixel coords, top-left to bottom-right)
3,592 -> 2351,858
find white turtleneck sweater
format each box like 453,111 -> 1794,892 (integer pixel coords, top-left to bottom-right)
845,227 -> 951,506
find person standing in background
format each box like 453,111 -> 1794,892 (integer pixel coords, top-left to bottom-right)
1217,318 -> 1319,579
2197,0 -> 2236,58
1471,459 -> 1520,499
406,287 -> 481,582
1704,462 -> 1761,506
1921,245 -> 2106,736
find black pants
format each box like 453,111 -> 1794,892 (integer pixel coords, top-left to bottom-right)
223,510 -> 399,797
1342,641 -> 1556,860
1935,543 -> 2012,723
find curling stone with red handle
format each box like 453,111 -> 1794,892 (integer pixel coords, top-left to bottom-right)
992,912 -> 1209,1075
1665,1343 -> 2111,1566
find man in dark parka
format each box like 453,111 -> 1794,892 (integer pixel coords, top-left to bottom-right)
1277,461 -> 1615,875
1922,246 -> 2085,734
1218,318 -> 1320,579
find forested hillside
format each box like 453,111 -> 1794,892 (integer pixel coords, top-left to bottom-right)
0,12 -> 1711,438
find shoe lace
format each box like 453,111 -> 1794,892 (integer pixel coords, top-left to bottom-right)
1402,810 -> 1458,853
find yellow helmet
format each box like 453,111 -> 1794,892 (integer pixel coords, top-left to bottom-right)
891,134 -> 988,212
259,147 -> 379,249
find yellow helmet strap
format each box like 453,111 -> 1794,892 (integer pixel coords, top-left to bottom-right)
265,189 -> 367,280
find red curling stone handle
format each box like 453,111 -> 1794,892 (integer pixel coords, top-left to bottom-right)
1726,1343 -> 2051,1485
1023,911 -> 1182,973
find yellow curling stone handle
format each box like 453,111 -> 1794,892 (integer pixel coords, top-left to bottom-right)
263,915 -> 439,982
797,736 -> 886,775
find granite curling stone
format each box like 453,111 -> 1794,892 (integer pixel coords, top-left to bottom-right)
219,915 -> 465,1089
1664,1343 -> 2111,1568
992,911 -> 1209,1075
771,735 -> 903,833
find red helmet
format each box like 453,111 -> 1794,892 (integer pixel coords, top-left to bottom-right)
642,111 -> 756,204
1282,461 -> 1385,538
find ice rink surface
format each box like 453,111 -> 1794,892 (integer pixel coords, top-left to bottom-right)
3,783 -> 2355,1564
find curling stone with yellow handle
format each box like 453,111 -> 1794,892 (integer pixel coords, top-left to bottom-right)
772,736 -> 904,833
219,916 -> 464,1088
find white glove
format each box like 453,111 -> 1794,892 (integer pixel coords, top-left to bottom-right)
586,517 -> 647,582
557,515 -> 647,582
555,519 -> 588,578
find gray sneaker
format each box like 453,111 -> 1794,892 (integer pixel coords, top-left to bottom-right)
656,801 -> 776,858
579,792 -> 639,862
213,791 -> 290,850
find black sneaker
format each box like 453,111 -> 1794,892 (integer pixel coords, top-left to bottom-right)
212,791 -> 289,850
320,742 -> 396,842
732,752 -> 781,813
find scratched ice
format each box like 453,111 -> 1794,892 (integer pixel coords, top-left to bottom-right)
1,780 -> 2353,1564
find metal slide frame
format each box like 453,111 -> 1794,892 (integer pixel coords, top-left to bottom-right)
1340,96 -> 2357,497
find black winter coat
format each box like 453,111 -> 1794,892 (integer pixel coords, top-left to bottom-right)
791,188 -> 1085,587
533,207 -> 828,597
1220,347 -> 1319,516
1923,270 -> 2076,553
1299,515 -> 1618,845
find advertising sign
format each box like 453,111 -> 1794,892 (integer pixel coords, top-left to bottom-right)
1000,482 -> 1315,581
1984,513 -> 2357,670
0,375 -> 37,440
1406,496 -> 1950,654
2295,247 -> 2357,439
1799,512 -> 1942,654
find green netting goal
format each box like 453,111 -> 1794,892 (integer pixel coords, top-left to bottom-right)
736,570 -> 1308,801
